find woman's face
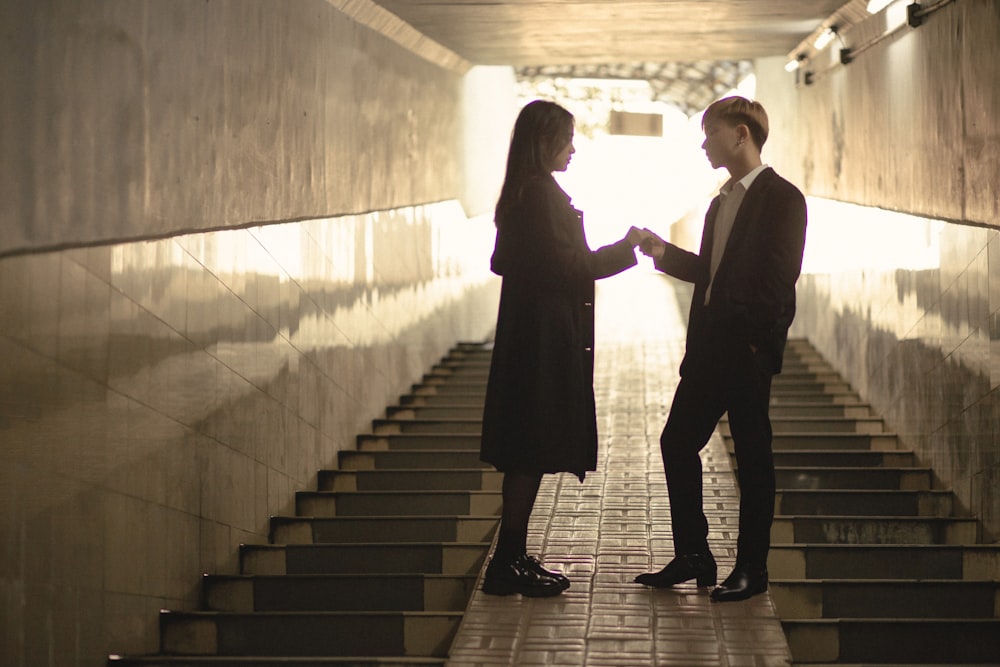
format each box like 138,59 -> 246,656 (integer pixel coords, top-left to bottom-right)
547,133 -> 575,172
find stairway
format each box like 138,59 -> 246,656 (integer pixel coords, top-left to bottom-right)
724,339 -> 1000,667
109,342 -> 499,667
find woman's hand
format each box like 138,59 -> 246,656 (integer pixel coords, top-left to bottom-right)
638,228 -> 666,261
625,226 -> 645,247
626,226 -> 660,247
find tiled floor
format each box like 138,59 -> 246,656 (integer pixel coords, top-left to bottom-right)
446,269 -> 792,667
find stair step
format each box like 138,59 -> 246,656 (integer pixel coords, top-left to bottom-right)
785,340 -> 829,354
769,544 -> 1000,580
770,579 -> 1000,619
726,433 -> 899,450
771,375 -> 857,400
783,618 -> 1000,664
770,392 -> 861,405
771,466 -> 932,490
371,419 -> 482,435
357,434 -> 481,451
725,417 -> 883,434
294,490 -> 501,517
770,381 -> 855,395
773,371 -> 849,385
442,347 -> 491,356
434,356 -> 489,366
269,516 -> 499,544
110,658 -> 446,666
423,375 -> 487,386
398,394 -> 486,407
782,360 -> 831,372
159,610 -> 461,657
450,342 -> 492,353
420,373 -> 487,385
776,489 -> 954,516
385,406 -> 483,420
779,363 -> 837,375
317,469 -> 501,492
771,450 -> 917,468
768,403 -> 872,419
411,383 -> 485,396
427,361 -> 489,372
771,516 -> 980,544
338,450 -> 489,470
790,663 -> 1000,667
441,351 -> 490,360
239,543 -> 488,576
202,574 -> 476,612
437,353 -> 491,364
422,376 -> 490,390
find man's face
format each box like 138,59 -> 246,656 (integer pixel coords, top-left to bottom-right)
701,118 -> 740,170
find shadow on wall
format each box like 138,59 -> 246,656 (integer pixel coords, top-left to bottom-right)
792,197 -> 1000,542
0,201 -> 500,662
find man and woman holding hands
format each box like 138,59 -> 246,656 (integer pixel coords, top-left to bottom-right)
479,96 -> 808,602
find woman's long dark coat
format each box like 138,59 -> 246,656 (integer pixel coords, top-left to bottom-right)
480,175 -> 637,480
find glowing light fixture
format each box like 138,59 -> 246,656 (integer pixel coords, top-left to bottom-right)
813,27 -> 837,50
886,0 -> 910,31
866,0 -> 895,13
784,56 -> 803,72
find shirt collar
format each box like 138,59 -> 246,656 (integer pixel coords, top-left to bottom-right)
720,164 -> 768,196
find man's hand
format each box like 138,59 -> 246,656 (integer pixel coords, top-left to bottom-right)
638,228 -> 666,261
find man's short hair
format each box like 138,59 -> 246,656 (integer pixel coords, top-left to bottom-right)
703,97 -> 769,150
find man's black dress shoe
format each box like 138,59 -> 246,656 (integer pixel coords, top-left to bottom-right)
523,554 -> 570,590
482,553 -> 565,597
710,564 -> 768,602
634,552 -> 717,588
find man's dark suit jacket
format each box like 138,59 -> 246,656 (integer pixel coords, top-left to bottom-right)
654,167 -> 807,376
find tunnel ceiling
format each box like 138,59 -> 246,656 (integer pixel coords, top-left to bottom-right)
370,0 -> 849,113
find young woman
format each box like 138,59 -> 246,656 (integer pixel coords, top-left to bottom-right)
480,100 -> 646,597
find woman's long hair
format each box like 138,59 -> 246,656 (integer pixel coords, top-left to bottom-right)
494,100 -> 574,226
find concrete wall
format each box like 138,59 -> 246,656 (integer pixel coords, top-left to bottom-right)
758,0 -> 1000,228
0,1 -> 511,664
461,66 -> 520,217
756,0 -> 1000,539
0,0 -> 467,255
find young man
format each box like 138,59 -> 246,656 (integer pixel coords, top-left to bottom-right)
635,97 -> 807,602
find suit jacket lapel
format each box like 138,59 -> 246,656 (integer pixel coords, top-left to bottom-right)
716,167 -> 773,271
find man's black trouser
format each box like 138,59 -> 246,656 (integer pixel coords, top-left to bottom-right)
659,343 -> 775,566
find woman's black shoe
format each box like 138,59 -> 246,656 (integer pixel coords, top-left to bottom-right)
634,552 -> 717,588
482,554 -> 566,597
523,554 -> 570,590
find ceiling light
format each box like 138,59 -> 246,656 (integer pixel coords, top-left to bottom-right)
813,28 -> 837,50
866,0 -> 895,13
886,0 -> 910,30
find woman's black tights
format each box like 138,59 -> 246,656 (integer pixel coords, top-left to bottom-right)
493,471 -> 543,564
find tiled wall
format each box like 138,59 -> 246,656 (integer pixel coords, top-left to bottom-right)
0,201 -> 500,665
751,0 -> 1000,547
791,198 -> 1000,541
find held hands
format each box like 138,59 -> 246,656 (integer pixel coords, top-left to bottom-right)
625,227 -> 666,261
625,226 -> 648,247
635,227 -> 666,261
